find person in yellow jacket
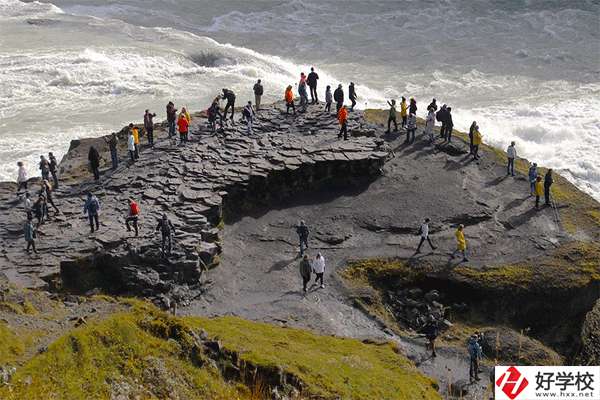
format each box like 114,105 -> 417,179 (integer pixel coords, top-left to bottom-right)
129,123 -> 140,159
472,128 -> 482,160
180,107 -> 191,123
400,96 -> 408,128
534,175 -> 544,209
452,224 -> 468,262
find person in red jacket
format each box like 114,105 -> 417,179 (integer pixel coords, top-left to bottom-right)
337,105 -> 348,140
125,198 -> 139,236
177,113 -> 189,144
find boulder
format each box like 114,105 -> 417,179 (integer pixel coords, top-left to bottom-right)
479,328 -> 562,365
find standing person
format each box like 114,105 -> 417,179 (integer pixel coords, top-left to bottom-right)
285,85 -> 295,115
177,113 -> 189,144
23,192 -> 32,218
242,101 -> 255,135
253,79 -> 263,110
180,107 -> 191,124
127,130 -> 136,162
307,67 -> 319,104
313,252 -> 325,289
534,176 -> 544,209
125,198 -> 139,237
348,82 -> 357,111
299,254 -> 312,293
83,192 -> 100,233
41,180 -> 59,214
333,84 -> 344,113
48,152 -> 59,189
468,121 -> 477,154
445,107 -> 454,142
39,155 -> 50,182
386,99 -> 398,133
452,224 -> 468,262
337,105 -> 349,140
296,220 -> 309,257
406,113 -> 417,143
298,73 -> 309,110
506,141 -> 517,176
129,124 -> 140,158
528,163 -> 538,196
166,101 -> 177,138
425,108 -> 436,144
422,316 -> 439,358
24,215 -> 37,254
144,109 -> 156,147
88,145 -> 100,181
400,97 -> 408,129
436,104 -> 448,138
415,218 -> 436,253
208,97 -> 224,132
32,194 -> 47,227
468,335 -> 482,383
324,85 -> 332,113
105,132 -> 119,170
427,98 -> 438,112
544,169 -> 554,206
155,213 -> 176,257
16,161 -> 28,192
472,127 -> 482,160
222,88 -> 236,122
409,97 -> 417,116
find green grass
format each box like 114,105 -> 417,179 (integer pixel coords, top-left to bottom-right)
0,323 -> 25,365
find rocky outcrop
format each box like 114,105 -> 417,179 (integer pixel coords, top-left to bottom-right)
580,299 -> 600,365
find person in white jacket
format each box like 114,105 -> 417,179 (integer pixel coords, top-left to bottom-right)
127,131 -> 136,162
425,108 -> 436,144
313,252 -> 325,289
16,161 -> 28,193
506,141 -> 517,176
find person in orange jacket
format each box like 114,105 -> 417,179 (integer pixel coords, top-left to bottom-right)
285,85 -> 295,115
338,105 -> 348,140
177,113 -> 189,144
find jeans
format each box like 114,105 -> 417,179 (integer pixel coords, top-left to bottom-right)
42,170 -> 50,182
302,275 -> 310,292
472,145 -> 479,159
88,214 -> 99,232
544,184 -> 551,205
315,272 -> 324,286
161,233 -> 172,256
469,358 -> 479,380
387,116 -> 397,132
309,85 -> 318,103
536,195 -> 541,208
110,148 -> 118,170
299,236 -> 308,256
440,123 -> 446,138
255,94 -> 261,110
147,129 -> 154,147
417,236 -> 435,251
246,118 -> 253,135
530,180 -> 536,194
224,101 -> 235,119
125,215 -> 138,236
168,120 -> 176,137
51,171 -> 59,188
507,158 -> 515,175
339,122 -> 348,140
406,128 -> 416,143
336,102 -> 343,113
26,239 -> 36,252
402,115 -> 407,128
134,144 -> 140,159
446,125 -> 453,142
129,150 -> 135,162
350,97 -> 356,110
286,101 -> 295,114
325,102 -> 331,112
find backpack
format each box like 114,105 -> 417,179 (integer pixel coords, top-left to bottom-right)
242,107 -> 251,118
130,202 -> 140,215
435,110 -> 442,122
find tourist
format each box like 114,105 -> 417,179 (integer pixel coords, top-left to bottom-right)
349,82 -> 357,111
16,161 -> 27,192
156,213 -> 176,257
506,141 -> 517,176
39,155 -> 50,182
468,121 -> 477,154
409,97 -> 417,116
166,101 -> 177,138
144,109 -> 156,147
48,152 -> 59,189
253,79 -> 263,110
386,99 -> 398,133
468,334 -> 483,383
125,198 -> 139,237
130,124 -> 140,158
24,215 -> 37,254
338,105 -> 349,140
472,126 -> 482,160
23,192 -> 32,218
222,88 -> 236,121
208,97 -> 224,132
296,220 -> 309,257
324,85 -> 332,113
177,112 -> 189,144
400,97 -> 408,129
83,192 -> 100,233
422,315 -> 439,358
180,107 -> 191,124
88,145 -> 100,181
32,194 -> 47,227
544,169 -> 554,206
127,130 -> 136,162
437,105 -> 448,139
299,73 -> 309,110
41,180 -> 59,214
445,107 -> 454,142
313,252 -> 325,289
307,67 -> 319,104
425,108 -> 436,144
415,218 -> 436,253
406,113 -> 417,143
427,98 -> 438,112
452,224 -> 468,262
105,132 -> 119,170
534,175 -> 544,209
333,84 -> 344,113
285,85 -> 295,115
242,101 -> 255,135
528,163 -> 538,196
299,254 -> 312,293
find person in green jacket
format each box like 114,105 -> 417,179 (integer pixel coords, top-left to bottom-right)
386,99 -> 398,133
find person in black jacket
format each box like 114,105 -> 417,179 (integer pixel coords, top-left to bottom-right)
409,97 -> 417,115
422,316 -> 439,358
221,88 -> 236,121
253,79 -> 263,110
436,105 -> 447,139
296,220 -> 309,257
468,121 -> 477,154
544,169 -> 554,206
166,101 -> 177,138
156,213 -> 176,257
427,98 -> 437,112
333,84 -> 344,113
349,82 -> 357,111
445,107 -> 454,142
307,67 -> 319,104
88,145 -> 100,181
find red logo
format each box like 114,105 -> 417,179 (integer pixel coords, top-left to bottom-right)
496,366 -> 529,399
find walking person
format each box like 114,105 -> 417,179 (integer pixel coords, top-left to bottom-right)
468,334 -> 483,383
409,97 -> 417,116
348,82 -> 357,111
166,101 -> 177,138
105,132 -> 119,170
298,73 -> 309,110
338,105 -> 349,140
400,97 -> 408,129
127,129 -> 136,162
452,224 -> 468,262
48,152 -> 59,189
177,112 -> 189,144
88,145 -> 101,181
386,99 -> 398,133
41,180 -> 59,214
24,215 -> 37,254
506,141 -> 517,176
425,108 -> 436,144
437,104 -> 448,139
129,124 -> 140,158
333,84 -> 344,113
285,85 -> 295,115
144,109 -> 156,147
296,220 -> 309,257
468,121 -> 477,154
299,254 -> 312,293
307,67 -> 319,104
125,198 -> 139,237
472,127 -> 482,160
83,192 -> 100,233
242,101 -> 255,135
23,192 -> 32,219
422,316 -> 439,358
406,113 -> 417,143
544,169 -> 554,206
16,161 -> 28,193
313,252 -> 325,289
208,97 -> 224,132
534,176 -> 544,209
222,88 -> 236,122
39,155 -> 50,181
324,85 -> 332,113
32,194 -> 47,227
253,79 -> 263,110
415,218 -> 436,253
155,213 -> 176,257
528,163 -> 538,196
445,107 -> 454,142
